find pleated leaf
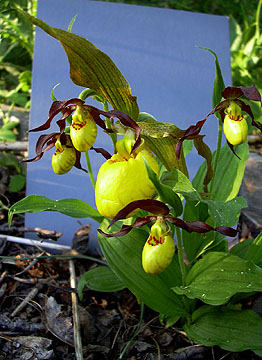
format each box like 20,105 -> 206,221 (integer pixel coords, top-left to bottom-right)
78,266 -> 126,300
8,195 -> 103,227
138,114 -> 188,175
21,11 -> 139,120
193,141 -> 249,201
173,252 -> 262,305
184,307 -> 262,352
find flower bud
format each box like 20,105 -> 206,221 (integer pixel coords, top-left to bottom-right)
70,106 -> 97,152
142,220 -> 175,274
223,102 -> 248,146
95,132 -> 160,219
52,136 -> 76,175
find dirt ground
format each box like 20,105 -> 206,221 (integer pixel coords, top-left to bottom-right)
1,144 -> 262,359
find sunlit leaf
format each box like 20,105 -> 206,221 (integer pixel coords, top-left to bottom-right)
173,252 -> 262,305
8,195 -> 103,227
20,11 -> 139,120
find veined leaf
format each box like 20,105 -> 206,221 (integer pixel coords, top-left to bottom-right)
198,47 -> 225,109
193,141 -> 249,201
98,219 -> 187,317
184,307 -> 262,352
138,114 -> 188,175
160,167 -> 201,202
173,252 -> 262,305
20,11 -> 139,120
144,160 -> 183,217
204,196 -> 247,227
78,266 -> 126,300
193,135 -> 213,193
8,195 -> 103,227
230,233 -> 262,268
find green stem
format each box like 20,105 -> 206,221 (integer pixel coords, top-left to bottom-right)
103,101 -> 117,150
175,227 -> 186,286
85,151 -> 96,189
119,302 -> 144,359
209,117 -> 223,195
175,227 -> 192,320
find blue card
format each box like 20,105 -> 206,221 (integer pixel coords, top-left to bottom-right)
26,1 -> 232,248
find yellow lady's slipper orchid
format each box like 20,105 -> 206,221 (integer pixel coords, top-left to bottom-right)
51,136 -> 76,175
70,106 -> 97,152
223,101 -> 248,146
142,219 -> 175,274
95,131 -> 160,219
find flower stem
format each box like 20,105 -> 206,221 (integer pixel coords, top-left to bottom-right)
85,151 -> 96,189
209,116 -> 223,195
175,227 -> 187,286
103,101 -> 117,150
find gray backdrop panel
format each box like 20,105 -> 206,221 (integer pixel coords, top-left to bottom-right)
26,0 -> 231,248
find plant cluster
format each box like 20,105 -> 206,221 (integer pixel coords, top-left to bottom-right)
0,0 -> 36,108
7,9 -> 262,357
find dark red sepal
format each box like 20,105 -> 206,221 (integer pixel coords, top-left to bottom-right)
227,141 -> 241,160
215,226 -> 238,237
176,116 -> 211,159
108,199 -> 170,229
221,87 -> 243,100
221,85 -> 261,102
91,146 -> 112,160
24,132 -> 59,162
74,150 -> 88,173
239,85 -> 261,103
98,216 -> 156,238
29,98 -> 84,133
166,216 -> 238,237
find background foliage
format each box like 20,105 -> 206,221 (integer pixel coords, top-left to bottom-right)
0,0 -> 36,108
1,0 -> 261,109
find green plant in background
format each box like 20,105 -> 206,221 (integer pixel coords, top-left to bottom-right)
0,0 -> 36,108
230,0 -> 262,131
0,108 -> 26,193
7,12 -> 262,357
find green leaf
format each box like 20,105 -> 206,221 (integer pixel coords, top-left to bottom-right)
160,167 -> 201,202
138,114 -> 188,176
78,266 -> 126,300
0,128 -> 16,141
98,219 -> 187,317
230,233 -> 262,268
2,121 -> 19,130
193,136 -> 213,193
184,307 -> 262,352
193,141 -> 249,201
173,252 -> 262,305
198,47 -> 225,108
8,195 -> 103,227
9,174 -> 26,192
144,160 -> 183,217
182,140 -> 193,157
204,196 -> 247,227
21,11 -> 139,120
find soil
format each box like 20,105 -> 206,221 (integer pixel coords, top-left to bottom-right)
1,144 -> 262,360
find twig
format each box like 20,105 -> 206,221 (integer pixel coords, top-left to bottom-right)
69,259 -> 83,360
151,336 -> 161,360
14,251 -> 45,276
10,283 -> 43,318
0,141 -> 28,151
